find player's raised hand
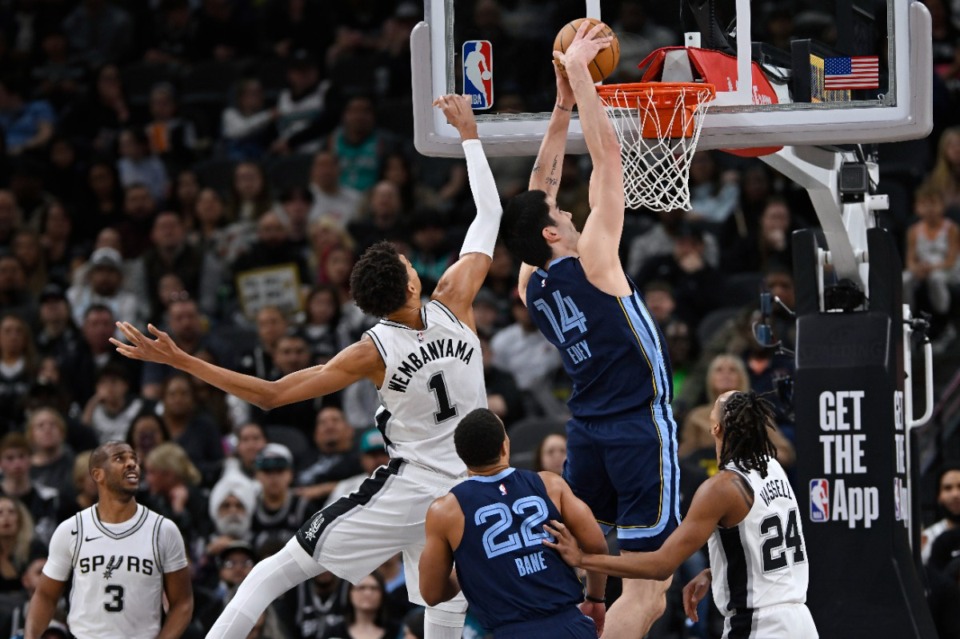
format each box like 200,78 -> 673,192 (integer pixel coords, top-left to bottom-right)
542,520 -> 583,567
682,568 -> 713,622
110,321 -> 185,366
554,21 -> 612,74
433,94 -> 478,140
554,60 -> 576,110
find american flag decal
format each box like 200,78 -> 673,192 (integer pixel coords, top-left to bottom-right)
823,56 -> 879,90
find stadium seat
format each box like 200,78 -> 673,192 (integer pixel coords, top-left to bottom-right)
264,154 -> 313,192
193,158 -> 237,195
505,417 -> 566,470
696,306 -> 741,348
265,424 -> 312,471
121,62 -> 179,108
181,60 -> 243,109
722,271 -> 763,308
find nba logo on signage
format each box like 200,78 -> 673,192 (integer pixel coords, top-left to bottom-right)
810,479 -> 830,522
463,40 -> 494,110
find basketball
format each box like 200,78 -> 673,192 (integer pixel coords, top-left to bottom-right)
553,18 -> 620,83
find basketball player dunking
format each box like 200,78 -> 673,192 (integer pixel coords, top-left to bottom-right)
26,442 -> 193,639
545,391 -> 819,639
501,22 -> 680,637
110,95 -> 504,639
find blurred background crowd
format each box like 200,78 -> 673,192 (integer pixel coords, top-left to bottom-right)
0,0 -> 958,638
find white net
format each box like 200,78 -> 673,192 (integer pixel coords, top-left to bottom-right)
600,83 -> 715,212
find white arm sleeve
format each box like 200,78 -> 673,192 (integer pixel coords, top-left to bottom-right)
460,139 -> 503,258
158,518 -> 189,573
42,518 -> 77,582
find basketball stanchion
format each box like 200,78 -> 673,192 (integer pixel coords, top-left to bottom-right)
596,82 -> 715,212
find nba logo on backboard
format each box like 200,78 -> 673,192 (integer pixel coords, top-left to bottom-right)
810,479 -> 830,522
463,40 -> 493,110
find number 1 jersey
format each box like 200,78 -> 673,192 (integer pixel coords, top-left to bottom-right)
43,504 -> 188,639
367,300 -> 485,478
708,458 -> 809,618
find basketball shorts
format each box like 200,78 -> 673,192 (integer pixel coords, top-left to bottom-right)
295,458 -> 468,613
493,607 -> 596,639
564,406 -> 680,552
722,603 -> 819,638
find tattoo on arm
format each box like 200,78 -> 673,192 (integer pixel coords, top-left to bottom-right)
532,161 -> 541,174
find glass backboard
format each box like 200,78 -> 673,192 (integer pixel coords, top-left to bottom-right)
411,0 -> 932,157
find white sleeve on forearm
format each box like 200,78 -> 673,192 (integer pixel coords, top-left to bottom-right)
460,139 -> 502,258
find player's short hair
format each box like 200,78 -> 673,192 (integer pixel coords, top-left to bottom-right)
89,440 -> 130,476
454,409 -> 505,468
718,391 -> 779,478
350,241 -> 409,318
502,189 -> 555,268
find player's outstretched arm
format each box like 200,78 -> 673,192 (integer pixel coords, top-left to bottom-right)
157,567 -> 193,639
112,322 -> 381,409
25,575 -> 66,639
431,94 -> 502,330
545,473 -> 737,580
419,495 -> 464,606
554,22 -> 628,296
529,62 -> 576,198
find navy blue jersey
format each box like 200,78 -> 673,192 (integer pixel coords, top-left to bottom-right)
451,468 -> 583,632
526,257 -> 673,419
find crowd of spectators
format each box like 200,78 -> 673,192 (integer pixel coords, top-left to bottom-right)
0,0 -> 957,638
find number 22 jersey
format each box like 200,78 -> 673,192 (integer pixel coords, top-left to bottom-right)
42,504 -> 188,639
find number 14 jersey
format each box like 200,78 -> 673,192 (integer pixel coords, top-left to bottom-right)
367,300 -> 485,478
708,458 -> 809,618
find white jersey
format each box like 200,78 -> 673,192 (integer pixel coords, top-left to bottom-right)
708,459 -> 809,618
366,300 -> 485,477
43,504 -> 188,639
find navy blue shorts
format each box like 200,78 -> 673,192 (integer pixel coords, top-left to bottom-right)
563,408 -> 681,552
494,607 -> 596,639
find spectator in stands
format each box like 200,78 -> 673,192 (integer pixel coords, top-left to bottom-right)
0,192 -> 21,252
157,373 -> 224,485
309,150 -> 363,228
490,291 -> 563,398
273,50 -> 336,156
142,441 -> 209,551
143,0 -> 198,66
533,433 -> 567,476
663,316 -> 696,399
62,0 -> 134,66
0,76 -> 55,157
633,223 -> 726,327
0,255 -> 32,321
80,362 -> 144,443
0,314 -> 35,432
27,408 -> 74,504
323,573 -> 399,639
230,210 -> 312,300
171,169 -> 200,221
251,333 -> 318,437
722,196 -> 795,273
274,186 -> 312,249
478,329 -> 525,429
0,496 -> 44,593
302,285 -> 347,365
922,463 -> 960,563
279,569 -> 350,639
348,180 -> 407,254
323,428 -> 390,507
59,64 -> 132,159
720,162 -> 774,245
194,541 -> 282,636
145,82 -> 198,170
125,412 -> 170,469
70,451 -> 98,514
251,443 -> 313,557
63,304 -> 137,404
235,305 -> 287,382
5,554 -> 46,638
226,162 -> 273,225
686,151 -> 741,227
30,30 -> 86,111
326,94 -> 394,193
927,125 -> 960,213
66,247 -> 140,328
45,139 -> 85,210
116,127 -> 169,203
611,0 -> 677,81
34,284 -> 79,369
407,211 -> 454,296
115,183 -> 159,259
221,79 -> 277,162
228,421 -> 269,481
141,297 -> 220,399
11,230 -> 46,298
37,202 -> 79,286
76,162 -> 124,241
137,211 -> 221,320
204,475 -> 257,561
295,407 -> 362,503
627,208 -> 720,280
0,434 -> 62,545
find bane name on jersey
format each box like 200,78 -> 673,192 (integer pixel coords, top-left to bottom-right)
77,554 -> 156,577
386,338 -> 475,393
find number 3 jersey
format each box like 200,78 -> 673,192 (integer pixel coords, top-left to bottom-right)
367,300 -> 485,478
708,458 -> 809,617
42,504 -> 188,639
450,468 -> 584,630
526,256 -> 672,419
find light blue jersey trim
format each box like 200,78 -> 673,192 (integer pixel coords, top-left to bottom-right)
466,468 -> 517,483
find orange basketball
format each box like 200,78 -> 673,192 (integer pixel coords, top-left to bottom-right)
553,18 -> 620,83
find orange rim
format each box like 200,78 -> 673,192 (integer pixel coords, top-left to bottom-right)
596,82 -> 716,108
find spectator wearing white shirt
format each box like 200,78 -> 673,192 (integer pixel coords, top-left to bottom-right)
308,150 -> 362,227
66,247 -> 142,328
221,79 -> 278,161
489,291 -> 563,392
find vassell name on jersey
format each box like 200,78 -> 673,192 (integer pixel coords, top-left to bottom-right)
385,338 -> 475,393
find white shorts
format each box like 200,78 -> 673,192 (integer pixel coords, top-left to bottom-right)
723,603 -> 818,639
295,458 -> 467,613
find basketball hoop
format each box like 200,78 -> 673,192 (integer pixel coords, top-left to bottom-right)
597,82 -> 715,212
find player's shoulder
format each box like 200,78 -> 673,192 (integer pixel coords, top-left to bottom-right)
426,298 -> 467,329
427,493 -> 463,522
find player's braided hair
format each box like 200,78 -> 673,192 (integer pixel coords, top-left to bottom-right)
350,241 -> 409,318
718,391 -> 779,478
